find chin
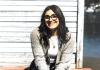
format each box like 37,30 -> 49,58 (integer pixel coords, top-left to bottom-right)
48,27 -> 58,31
48,27 -> 56,29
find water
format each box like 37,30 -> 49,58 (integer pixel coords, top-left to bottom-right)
84,37 -> 100,58
83,36 -> 100,70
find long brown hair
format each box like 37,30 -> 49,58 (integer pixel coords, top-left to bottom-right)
39,5 -> 70,47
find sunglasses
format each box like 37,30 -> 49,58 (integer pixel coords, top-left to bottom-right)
45,14 -> 58,21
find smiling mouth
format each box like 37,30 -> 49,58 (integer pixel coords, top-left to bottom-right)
47,21 -> 52,26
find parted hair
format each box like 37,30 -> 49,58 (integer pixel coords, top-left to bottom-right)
39,5 -> 70,47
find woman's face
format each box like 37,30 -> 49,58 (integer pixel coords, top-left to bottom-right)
44,9 -> 59,30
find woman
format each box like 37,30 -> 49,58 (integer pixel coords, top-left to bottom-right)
30,5 -> 74,70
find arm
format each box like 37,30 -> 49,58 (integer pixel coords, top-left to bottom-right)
55,33 -> 74,70
31,29 -> 49,70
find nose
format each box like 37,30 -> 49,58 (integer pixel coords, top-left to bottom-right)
49,17 -> 52,21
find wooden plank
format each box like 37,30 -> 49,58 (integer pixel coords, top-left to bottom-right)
0,61 -> 32,67
0,32 -> 76,38
0,56 -> 75,64
0,61 -> 76,67
0,36 -> 76,43
0,1 -> 77,6
0,52 -> 75,60
0,24 -> 65,29
0,43 -> 31,48
0,22 -> 77,28
0,22 -> 40,28
0,53 -> 75,62
0,62 -> 76,68
66,22 -> 77,27
0,11 -> 42,17
0,47 -> 32,52
0,52 -> 74,59
0,16 -> 77,22
0,53 -> 76,66
0,33 -> 76,43
0,42 -> 76,50
0,36 -> 30,43
0,52 -> 33,58
0,27 -> 76,32
0,11 -> 77,17
0,66 -> 25,70
0,62 -> 30,67
0,27 -> 33,32
0,32 -> 30,37
0,6 -> 77,12
0,58 -> 33,63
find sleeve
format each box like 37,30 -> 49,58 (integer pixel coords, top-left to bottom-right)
31,29 -> 49,70
55,33 -> 74,70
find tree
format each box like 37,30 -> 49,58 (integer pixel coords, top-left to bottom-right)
85,0 -> 100,7
85,0 -> 100,12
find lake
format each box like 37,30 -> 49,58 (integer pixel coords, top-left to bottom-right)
83,36 -> 100,70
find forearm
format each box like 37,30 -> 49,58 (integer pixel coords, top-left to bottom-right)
55,35 -> 74,70
55,55 -> 73,70
34,56 -> 49,70
31,30 -> 49,70
32,45 -> 49,70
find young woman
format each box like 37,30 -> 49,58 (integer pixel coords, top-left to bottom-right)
30,5 -> 74,70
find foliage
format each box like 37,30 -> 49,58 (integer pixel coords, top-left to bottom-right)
85,0 -> 100,7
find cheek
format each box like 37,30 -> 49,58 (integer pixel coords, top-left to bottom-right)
55,20 -> 59,25
53,20 -> 59,28
53,20 -> 58,23
56,22 -> 59,27
53,18 -> 59,23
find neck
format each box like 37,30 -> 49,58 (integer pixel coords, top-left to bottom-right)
50,29 -> 58,36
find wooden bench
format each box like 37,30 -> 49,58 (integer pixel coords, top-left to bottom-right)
0,66 -> 25,70
74,68 -> 92,70
0,67 -> 92,70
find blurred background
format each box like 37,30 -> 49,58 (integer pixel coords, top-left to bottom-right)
84,0 -> 100,70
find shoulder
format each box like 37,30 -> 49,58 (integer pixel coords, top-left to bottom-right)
66,31 -> 71,40
65,31 -> 74,45
64,32 -> 74,49
32,27 -> 39,34
31,27 -> 40,38
66,31 -> 71,37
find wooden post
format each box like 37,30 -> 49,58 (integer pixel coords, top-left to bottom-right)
76,0 -> 84,68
